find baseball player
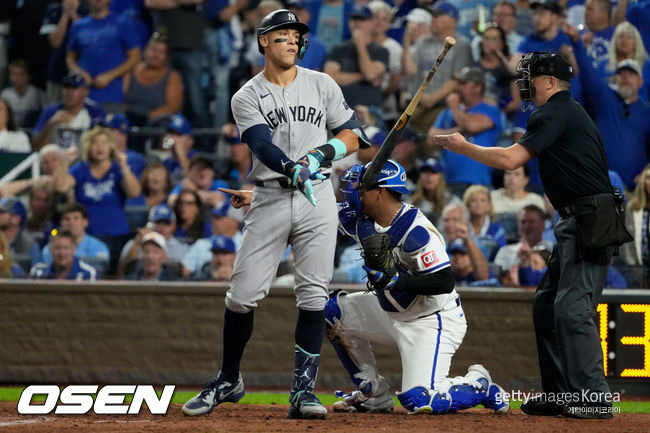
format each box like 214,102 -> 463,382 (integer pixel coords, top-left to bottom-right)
182,9 -> 370,420
325,159 -> 509,415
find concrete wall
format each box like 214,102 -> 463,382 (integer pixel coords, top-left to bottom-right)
1,281 -> 542,391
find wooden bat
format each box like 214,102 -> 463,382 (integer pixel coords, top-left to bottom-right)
361,36 -> 456,188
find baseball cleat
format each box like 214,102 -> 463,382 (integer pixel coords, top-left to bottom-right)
288,390 -> 328,419
181,372 -> 245,416
333,390 -> 394,413
467,364 -> 509,415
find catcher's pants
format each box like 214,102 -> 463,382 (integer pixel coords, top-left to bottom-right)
226,180 -> 338,313
334,291 -> 466,392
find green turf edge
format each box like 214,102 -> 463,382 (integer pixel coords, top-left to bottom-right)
1,388 -> 648,414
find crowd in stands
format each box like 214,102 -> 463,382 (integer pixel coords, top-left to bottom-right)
0,0 -> 648,288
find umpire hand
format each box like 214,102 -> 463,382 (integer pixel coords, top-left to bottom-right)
288,164 -> 318,206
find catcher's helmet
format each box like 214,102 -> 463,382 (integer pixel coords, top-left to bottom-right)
340,160 -> 411,216
257,9 -> 309,58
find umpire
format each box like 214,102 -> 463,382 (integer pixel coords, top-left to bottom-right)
433,52 -> 631,419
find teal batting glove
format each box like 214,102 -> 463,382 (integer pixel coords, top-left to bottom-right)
288,163 -> 318,206
297,150 -> 327,181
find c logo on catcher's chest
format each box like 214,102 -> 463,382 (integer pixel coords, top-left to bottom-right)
420,251 -> 439,268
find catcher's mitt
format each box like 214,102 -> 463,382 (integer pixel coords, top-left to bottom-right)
361,233 -> 398,291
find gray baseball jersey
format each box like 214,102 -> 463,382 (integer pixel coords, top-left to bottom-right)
226,67 -> 356,313
231,66 -> 356,181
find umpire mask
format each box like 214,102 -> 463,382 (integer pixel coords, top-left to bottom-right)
516,53 -> 536,112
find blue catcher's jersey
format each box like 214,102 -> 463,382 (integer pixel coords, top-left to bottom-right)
338,203 -> 453,321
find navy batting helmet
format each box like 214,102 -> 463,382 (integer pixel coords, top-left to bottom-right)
257,9 -> 309,58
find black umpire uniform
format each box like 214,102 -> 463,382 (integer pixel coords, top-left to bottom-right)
517,53 -> 628,419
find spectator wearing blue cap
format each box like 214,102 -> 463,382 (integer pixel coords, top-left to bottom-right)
31,71 -> 106,151
101,113 -> 146,178
65,0 -> 140,111
190,234 -> 237,281
30,229 -> 96,281
449,237 -> 494,284
123,32 -> 184,127
566,22 -> 650,189
181,200 -> 243,276
427,66 -> 502,196
0,196 -> 41,272
41,202 -> 110,274
161,113 -> 197,184
324,4 -> 389,125
409,157 -> 463,228
402,1 -> 473,132
118,203 -> 190,276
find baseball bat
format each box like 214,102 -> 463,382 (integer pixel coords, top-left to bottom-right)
360,36 -> 456,188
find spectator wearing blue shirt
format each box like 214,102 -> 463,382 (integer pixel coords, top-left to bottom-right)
449,238 -> 492,284
31,72 -> 106,151
568,24 -> 650,189
512,1 -> 571,67
582,0 -> 615,75
0,197 -> 41,273
41,202 -> 110,275
427,66 -> 502,196
160,114 -> 197,185
463,185 -> 507,261
606,21 -> 650,103
109,0 -> 152,48
30,229 -> 96,281
52,126 -> 141,272
99,113 -> 146,179
66,0 -> 140,110
305,0 -> 355,52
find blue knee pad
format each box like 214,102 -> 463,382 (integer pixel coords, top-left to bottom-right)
397,387 -> 451,414
447,384 -> 486,411
324,291 -> 373,395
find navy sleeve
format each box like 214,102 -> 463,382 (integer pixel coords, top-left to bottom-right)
241,124 -> 294,177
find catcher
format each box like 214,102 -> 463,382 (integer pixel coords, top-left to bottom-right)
328,159 -> 509,414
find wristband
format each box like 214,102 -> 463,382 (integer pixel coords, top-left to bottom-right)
327,138 -> 347,161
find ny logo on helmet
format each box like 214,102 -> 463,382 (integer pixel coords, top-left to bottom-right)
288,13 -> 297,21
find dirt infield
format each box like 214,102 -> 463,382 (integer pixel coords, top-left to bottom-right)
1,402 -> 649,433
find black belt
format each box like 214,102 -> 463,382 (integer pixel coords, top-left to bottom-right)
254,174 -> 330,189
254,178 -> 291,188
558,193 -> 615,218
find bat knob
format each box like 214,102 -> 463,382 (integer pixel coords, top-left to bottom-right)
445,36 -> 456,46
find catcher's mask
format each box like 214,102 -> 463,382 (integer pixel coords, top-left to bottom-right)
339,159 -> 411,216
257,9 -> 309,59
516,51 -> 573,112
